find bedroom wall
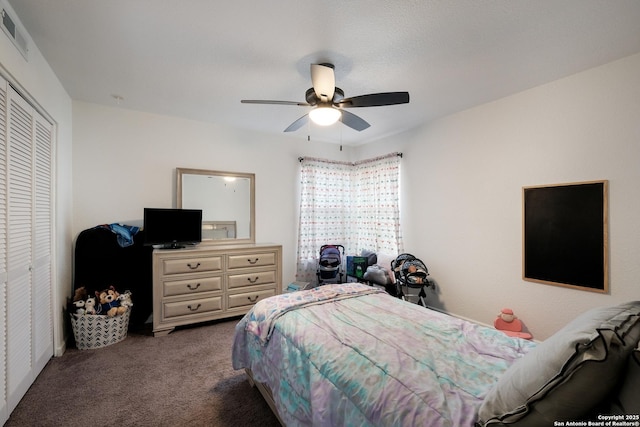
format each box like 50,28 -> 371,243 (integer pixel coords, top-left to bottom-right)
356,52 -> 640,340
72,101 -> 355,291
0,1 -> 73,356
73,53 -> 640,342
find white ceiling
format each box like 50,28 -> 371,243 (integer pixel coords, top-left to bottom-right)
8,0 -> 640,145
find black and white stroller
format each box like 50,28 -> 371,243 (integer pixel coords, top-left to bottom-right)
316,244 -> 345,284
391,253 -> 433,306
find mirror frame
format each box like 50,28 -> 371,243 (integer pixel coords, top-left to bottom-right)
176,167 -> 255,246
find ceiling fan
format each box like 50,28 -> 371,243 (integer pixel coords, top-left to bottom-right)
241,63 -> 409,132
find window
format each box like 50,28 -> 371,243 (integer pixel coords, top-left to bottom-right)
296,153 -> 403,282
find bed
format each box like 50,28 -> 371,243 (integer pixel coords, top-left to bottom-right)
232,283 -> 640,426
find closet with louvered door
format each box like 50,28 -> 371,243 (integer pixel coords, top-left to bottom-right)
0,74 -> 7,425
0,75 -> 54,424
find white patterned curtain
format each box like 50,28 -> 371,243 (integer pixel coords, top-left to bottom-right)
296,153 -> 403,282
350,154 -> 403,257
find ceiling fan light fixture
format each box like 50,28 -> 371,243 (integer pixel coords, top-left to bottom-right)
241,63 -> 408,132
309,106 -> 341,126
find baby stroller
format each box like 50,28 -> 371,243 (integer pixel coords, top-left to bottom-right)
391,253 -> 433,306
316,244 -> 345,284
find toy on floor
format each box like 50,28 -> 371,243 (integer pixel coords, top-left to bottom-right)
494,308 -> 533,340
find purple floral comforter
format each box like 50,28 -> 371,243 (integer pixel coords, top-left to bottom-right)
232,283 -> 536,426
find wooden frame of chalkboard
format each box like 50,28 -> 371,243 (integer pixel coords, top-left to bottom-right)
522,180 -> 608,293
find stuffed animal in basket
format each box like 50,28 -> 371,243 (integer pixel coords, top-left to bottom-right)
73,286 -> 87,303
72,299 -> 86,316
84,296 -> 97,315
96,286 -> 127,317
68,286 -> 88,316
118,290 -> 133,310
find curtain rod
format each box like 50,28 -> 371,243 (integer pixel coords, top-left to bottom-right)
298,152 -> 402,164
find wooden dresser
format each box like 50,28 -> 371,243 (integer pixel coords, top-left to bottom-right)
152,243 -> 282,336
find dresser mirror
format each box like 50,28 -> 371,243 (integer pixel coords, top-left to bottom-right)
176,168 -> 255,245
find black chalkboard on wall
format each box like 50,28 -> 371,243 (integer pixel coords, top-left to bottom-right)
523,180 -> 608,293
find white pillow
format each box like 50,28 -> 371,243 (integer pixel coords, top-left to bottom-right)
477,302 -> 640,426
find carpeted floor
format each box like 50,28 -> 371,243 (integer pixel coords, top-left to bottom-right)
5,318 -> 281,427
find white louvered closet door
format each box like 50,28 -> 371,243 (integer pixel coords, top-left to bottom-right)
6,84 -> 34,413
3,81 -> 54,417
32,100 -> 53,374
0,76 -> 8,424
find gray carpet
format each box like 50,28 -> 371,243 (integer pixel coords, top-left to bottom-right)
5,318 -> 281,427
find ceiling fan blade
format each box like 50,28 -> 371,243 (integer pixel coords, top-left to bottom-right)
338,92 -> 409,108
284,114 -> 309,132
341,110 -> 370,131
241,100 -> 309,106
310,64 -> 335,102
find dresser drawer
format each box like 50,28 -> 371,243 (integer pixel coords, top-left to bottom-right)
227,288 -> 276,309
163,296 -> 223,319
163,276 -> 222,297
228,270 -> 276,289
152,245 -> 282,336
162,256 -> 222,275
228,252 -> 276,269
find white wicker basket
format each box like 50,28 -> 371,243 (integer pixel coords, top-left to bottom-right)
70,309 -> 131,350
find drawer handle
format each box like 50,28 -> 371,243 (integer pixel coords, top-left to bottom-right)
187,262 -> 201,270
187,283 -> 201,290
247,276 -> 259,283
247,258 -> 259,264
247,295 -> 259,303
187,303 -> 201,311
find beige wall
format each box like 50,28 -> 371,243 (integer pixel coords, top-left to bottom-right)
7,3 -> 639,346
71,102 -> 357,289
73,52 -> 640,342
357,53 -> 640,340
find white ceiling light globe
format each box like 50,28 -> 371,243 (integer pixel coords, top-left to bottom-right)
309,107 -> 341,126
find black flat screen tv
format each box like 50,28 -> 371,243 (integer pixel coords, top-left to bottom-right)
143,208 -> 202,249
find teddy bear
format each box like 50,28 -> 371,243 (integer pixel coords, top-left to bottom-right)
73,286 -> 87,302
96,286 -> 127,317
84,296 -> 97,315
118,290 -> 133,310
494,308 -> 533,340
68,286 -> 89,316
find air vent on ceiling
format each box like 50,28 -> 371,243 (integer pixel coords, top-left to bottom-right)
2,7 -> 29,60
